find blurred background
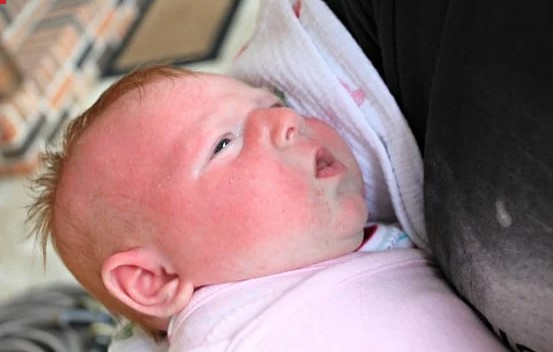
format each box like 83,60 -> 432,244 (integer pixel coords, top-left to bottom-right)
0,0 -> 259,304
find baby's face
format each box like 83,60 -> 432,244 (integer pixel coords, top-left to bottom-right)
81,73 -> 368,286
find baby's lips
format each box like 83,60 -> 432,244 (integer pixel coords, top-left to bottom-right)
314,146 -> 346,178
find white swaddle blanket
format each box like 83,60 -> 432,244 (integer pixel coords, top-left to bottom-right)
229,0 -> 428,250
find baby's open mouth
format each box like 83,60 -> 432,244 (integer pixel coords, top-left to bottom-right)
315,147 -> 346,178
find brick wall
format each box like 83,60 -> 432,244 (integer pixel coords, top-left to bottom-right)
0,0 -> 142,175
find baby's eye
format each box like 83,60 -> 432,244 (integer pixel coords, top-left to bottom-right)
213,137 -> 232,156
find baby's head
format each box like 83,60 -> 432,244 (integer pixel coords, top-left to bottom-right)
28,65 -> 368,337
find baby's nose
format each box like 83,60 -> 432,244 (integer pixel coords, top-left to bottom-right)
249,108 -> 305,149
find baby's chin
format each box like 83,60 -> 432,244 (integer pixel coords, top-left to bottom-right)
349,228 -> 367,250
325,228 -> 366,259
333,203 -> 369,246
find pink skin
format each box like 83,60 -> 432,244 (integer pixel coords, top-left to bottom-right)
64,73 -> 368,292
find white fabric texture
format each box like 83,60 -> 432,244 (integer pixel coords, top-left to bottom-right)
229,0 -> 428,251
167,249 -> 506,351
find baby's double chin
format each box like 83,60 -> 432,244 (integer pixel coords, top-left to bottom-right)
320,229 -> 366,260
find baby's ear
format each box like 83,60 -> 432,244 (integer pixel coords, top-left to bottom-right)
101,247 -> 193,319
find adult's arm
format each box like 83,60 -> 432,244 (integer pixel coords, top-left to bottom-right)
322,1 -> 553,351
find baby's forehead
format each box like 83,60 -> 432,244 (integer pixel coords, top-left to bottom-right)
115,73 -> 269,111
133,82 -> 278,136
88,72 -> 275,153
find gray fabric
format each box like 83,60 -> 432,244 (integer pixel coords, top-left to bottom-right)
425,1 -> 553,350
322,0 -> 553,351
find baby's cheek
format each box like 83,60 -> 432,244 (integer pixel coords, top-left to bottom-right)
227,183 -> 309,243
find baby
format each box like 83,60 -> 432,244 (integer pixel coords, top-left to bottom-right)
28,65 -> 506,351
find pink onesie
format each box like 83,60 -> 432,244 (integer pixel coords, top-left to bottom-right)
168,248 -> 506,351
